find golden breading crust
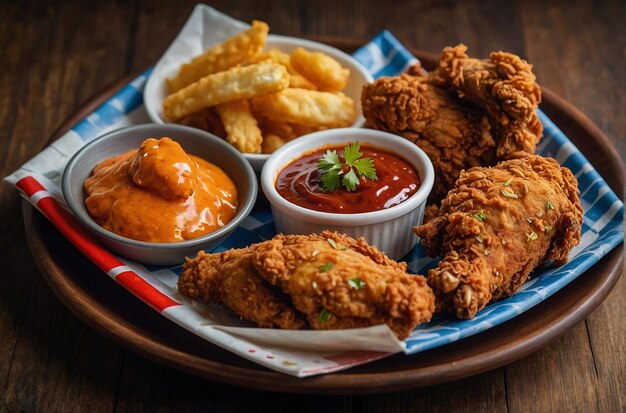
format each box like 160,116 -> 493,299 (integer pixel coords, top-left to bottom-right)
179,247 -> 306,329
179,231 -> 435,339
251,231 -> 434,340
414,155 -> 583,318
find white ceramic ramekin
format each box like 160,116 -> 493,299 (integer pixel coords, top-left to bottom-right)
144,34 -> 374,172
260,128 -> 435,260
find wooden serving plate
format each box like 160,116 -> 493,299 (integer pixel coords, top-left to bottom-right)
22,42 -> 624,394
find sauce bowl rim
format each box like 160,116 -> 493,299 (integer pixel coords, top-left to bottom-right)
260,127 -> 435,226
61,123 -> 258,250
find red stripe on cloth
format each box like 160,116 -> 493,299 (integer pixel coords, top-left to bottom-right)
16,175 -> 180,312
16,176 -> 46,197
116,271 -> 179,312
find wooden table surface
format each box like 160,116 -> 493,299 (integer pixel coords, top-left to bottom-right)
1,0 -> 624,411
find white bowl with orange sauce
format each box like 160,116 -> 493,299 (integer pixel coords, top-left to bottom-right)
260,128 -> 435,260
62,124 -> 257,265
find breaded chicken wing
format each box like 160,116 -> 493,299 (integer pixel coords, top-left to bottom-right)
362,73 -> 496,201
252,231 -> 435,340
179,246 -> 306,329
413,155 -> 582,318
361,44 -> 542,203
434,44 -> 543,159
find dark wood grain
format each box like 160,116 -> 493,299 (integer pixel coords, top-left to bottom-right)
1,0 -> 624,411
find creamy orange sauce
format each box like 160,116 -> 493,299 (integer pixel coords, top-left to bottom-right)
84,137 -> 238,243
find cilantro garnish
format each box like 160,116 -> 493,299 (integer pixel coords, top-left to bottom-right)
473,210 -> 486,221
318,309 -> 332,322
546,200 -> 554,210
526,232 -> 538,242
319,263 -> 334,272
544,225 -> 553,231
327,238 -> 338,249
502,178 -> 513,187
318,141 -> 377,192
348,277 -> 365,290
501,189 -> 519,199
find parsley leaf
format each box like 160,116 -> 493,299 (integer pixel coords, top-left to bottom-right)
318,150 -> 341,171
473,210 -> 486,221
327,238 -> 338,249
348,277 -> 366,290
320,169 -> 341,192
342,169 -> 360,191
352,157 -> 377,180
319,309 -> 332,322
318,141 -> 377,192
319,263 -> 334,271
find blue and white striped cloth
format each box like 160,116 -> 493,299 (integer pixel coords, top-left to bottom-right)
7,31 -> 623,357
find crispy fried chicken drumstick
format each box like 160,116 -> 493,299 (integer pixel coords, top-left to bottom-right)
179,231 -> 435,339
413,155 -> 582,318
361,44 -> 542,203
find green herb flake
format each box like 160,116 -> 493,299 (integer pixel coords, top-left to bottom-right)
327,238 -> 338,249
473,210 -> 486,222
319,263 -> 334,272
501,189 -> 519,199
502,178 -> 513,187
475,236 -> 483,244
340,247 -> 348,251
526,232 -> 539,242
318,308 -> 332,322
318,141 -> 378,192
546,200 -> 554,210
348,277 -> 366,290
544,225 -> 553,231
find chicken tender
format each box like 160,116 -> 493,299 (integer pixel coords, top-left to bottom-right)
413,155 -> 583,318
251,231 -> 435,340
179,247 -> 306,329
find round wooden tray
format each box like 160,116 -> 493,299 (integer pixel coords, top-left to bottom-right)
22,42 -> 624,394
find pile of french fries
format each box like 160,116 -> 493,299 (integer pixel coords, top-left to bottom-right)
163,21 -> 356,154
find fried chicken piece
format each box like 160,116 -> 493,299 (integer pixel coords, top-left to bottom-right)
413,155 -> 582,318
362,73 -> 496,201
361,44 -> 543,203
251,231 -> 435,340
434,44 -> 543,159
179,246 -> 306,329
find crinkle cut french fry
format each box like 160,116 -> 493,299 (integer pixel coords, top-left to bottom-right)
166,20 -> 269,93
216,100 -> 263,154
261,133 -> 287,154
251,88 -> 356,127
163,63 -> 289,121
290,47 -> 350,92
247,49 -> 317,90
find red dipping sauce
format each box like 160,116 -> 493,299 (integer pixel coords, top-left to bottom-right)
276,144 -> 420,214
